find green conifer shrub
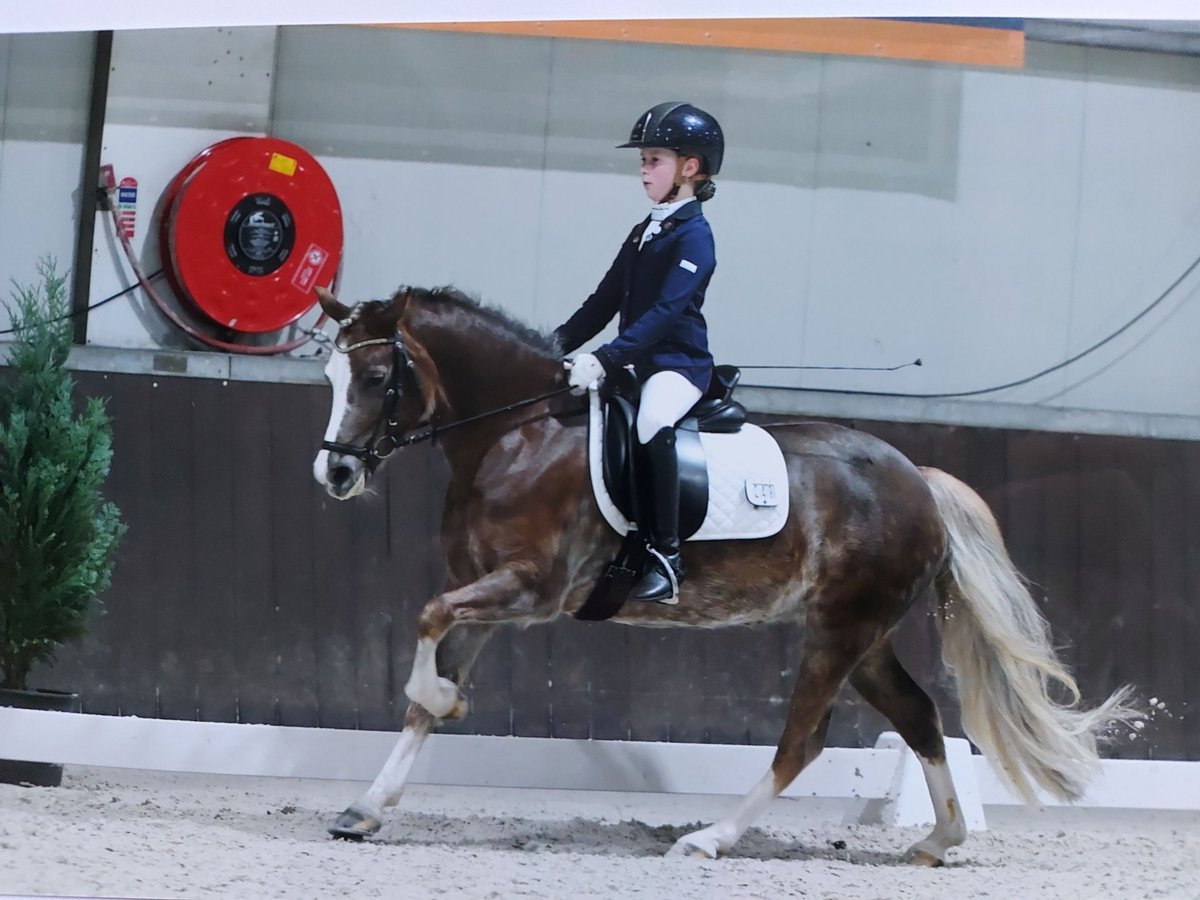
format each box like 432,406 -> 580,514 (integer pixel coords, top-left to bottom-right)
0,260 -> 125,690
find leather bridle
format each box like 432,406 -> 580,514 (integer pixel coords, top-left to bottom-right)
320,332 -> 422,470
321,329 -> 574,469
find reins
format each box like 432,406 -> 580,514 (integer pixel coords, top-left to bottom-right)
379,385 -> 575,453
321,329 -> 574,466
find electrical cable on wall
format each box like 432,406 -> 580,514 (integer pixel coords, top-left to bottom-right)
741,248 -> 1200,401
0,273 -> 163,337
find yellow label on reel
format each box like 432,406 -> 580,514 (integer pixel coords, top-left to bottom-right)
268,152 -> 298,177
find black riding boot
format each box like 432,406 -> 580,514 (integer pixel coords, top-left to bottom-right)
630,427 -> 684,603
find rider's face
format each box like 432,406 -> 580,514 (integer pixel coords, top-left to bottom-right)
640,148 -> 681,203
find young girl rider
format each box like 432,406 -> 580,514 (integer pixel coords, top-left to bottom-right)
554,101 -> 723,605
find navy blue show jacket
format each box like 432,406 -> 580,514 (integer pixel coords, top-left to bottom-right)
553,199 -> 715,393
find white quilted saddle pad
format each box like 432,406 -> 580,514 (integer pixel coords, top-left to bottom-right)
587,389 -> 790,542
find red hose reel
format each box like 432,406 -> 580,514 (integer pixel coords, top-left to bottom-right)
154,136 -> 343,350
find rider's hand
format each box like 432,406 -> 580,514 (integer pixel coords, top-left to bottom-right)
565,352 -> 606,395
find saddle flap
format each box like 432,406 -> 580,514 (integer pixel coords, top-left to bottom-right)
589,389 -> 789,543
601,395 -> 637,511
600,393 -> 707,539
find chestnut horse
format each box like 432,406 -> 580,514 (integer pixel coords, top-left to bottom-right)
311,285 -> 1131,864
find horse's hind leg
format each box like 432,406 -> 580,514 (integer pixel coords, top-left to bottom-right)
669,624 -> 872,859
329,625 -> 496,840
668,709 -> 834,860
849,638 -> 967,865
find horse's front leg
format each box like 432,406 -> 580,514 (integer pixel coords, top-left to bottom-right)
329,702 -> 435,840
330,624 -> 497,840
405,561 -> 545,718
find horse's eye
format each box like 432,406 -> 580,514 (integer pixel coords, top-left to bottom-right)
364,370 -> 388,389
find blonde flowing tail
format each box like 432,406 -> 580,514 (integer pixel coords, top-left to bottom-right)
921,466 -> 1137,805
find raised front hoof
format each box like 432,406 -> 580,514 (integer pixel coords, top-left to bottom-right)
328,807 -> 381,841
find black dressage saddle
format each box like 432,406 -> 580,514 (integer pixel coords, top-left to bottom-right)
575,365 -> 747,621
600,364 -> 746,541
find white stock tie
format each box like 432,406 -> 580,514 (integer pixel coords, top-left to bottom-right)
638,198 -> 693,250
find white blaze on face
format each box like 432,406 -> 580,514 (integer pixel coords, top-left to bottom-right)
312,350 -> 352,485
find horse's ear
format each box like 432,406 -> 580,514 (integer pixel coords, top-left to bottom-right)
389,287 -> 412,322
314,285 -> 350,322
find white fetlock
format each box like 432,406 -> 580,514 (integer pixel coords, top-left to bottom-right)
667,827 -> 723,859
404,673 -> 461,719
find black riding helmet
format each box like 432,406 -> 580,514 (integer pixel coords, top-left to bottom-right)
618,101 -> 724,176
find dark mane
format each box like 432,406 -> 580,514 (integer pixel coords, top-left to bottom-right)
398,285 -> 561,360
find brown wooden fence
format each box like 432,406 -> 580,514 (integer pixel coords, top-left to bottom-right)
27,369 -> 1198,760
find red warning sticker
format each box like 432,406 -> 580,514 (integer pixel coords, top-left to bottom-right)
117,176 -> 138,240
291,243 -> 329,292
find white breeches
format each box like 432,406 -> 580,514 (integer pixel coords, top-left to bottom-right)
636,370 -> 703,444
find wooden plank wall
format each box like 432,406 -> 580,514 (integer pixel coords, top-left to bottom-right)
379,19 -> 1026,69
32,370 -> 1197,760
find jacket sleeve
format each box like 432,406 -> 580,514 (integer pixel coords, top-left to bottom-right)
595,226 -> 714,370
552,234 -> 632,355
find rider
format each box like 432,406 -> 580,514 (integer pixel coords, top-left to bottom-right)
554,101 -> 722,604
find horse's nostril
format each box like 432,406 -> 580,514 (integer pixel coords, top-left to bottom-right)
331,465 -> 354,486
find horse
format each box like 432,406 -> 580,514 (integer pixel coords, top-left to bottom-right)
310,284 -> 1133,864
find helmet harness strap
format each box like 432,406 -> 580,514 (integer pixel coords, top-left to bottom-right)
666,153 -> 708,202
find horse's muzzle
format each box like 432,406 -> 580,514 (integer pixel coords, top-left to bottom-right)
322,451 -> 368,500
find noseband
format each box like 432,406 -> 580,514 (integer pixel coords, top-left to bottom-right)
321,331 -> 423,470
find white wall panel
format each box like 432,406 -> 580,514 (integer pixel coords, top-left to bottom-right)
273,28 -> 554,167
1058,47 -> 1200,415
795,60 -> 960,394
940,45 -> 1089,404
316,157 -> 545,322
0,32 -> 90,335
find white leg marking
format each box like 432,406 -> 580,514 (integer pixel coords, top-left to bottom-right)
668,771 -> 778,859
356,719 -> 433,816
907,756 -> 968,863
404,637 -> 460,718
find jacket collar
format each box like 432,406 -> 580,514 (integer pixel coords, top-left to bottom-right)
654,197 -> 702,223
671,198 -> 702,222
630,198 -> 703,247
639,198 -> 702,230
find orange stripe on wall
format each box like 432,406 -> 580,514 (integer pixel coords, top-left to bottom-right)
375,18 -> 1025,69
